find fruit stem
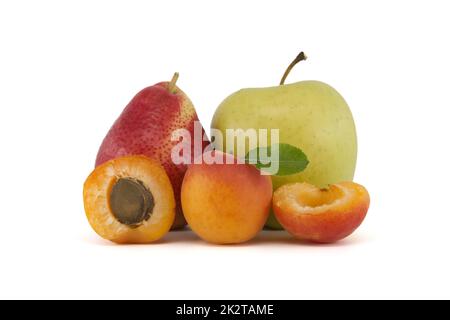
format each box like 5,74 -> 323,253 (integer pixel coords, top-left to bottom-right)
280,52 -> 307,85
168,72 -> 179,93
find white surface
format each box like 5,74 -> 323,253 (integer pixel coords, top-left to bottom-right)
0,0 -> 449,299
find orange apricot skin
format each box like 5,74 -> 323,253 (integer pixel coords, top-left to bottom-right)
273,182 -> 370,243
181,151 -> 273,244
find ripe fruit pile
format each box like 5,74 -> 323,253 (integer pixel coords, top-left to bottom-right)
83,52 -> 370,245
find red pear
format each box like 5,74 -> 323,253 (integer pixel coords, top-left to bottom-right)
95,73 -> 209,229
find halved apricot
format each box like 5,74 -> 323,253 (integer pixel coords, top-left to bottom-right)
273,182 -> 370,243
83,155 -> 175,244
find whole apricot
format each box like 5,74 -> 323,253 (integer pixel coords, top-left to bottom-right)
181,151 -> 272,244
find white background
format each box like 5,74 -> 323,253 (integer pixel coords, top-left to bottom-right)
1,0 -> 449,299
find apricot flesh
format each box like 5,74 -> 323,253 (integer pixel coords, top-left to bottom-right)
181,151 -> 273,244
83,155 -> 175,244
273,181 -> 369,243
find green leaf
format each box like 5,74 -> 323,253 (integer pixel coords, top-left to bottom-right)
245,143 -> 309,176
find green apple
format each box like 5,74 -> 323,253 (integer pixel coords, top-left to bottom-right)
211,52 -> 357,229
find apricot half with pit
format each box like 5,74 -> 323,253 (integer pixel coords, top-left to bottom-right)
273,181 -> 370,243
83,155 -> 175,243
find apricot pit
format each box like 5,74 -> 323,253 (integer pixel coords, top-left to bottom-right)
109,178 -> 155,227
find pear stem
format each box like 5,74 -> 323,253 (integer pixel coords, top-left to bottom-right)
279,52 -> 307,85
168,72 -> 179,93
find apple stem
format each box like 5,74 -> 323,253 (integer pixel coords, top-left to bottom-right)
168,72 -> 179,93
280,52 -> 307,85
